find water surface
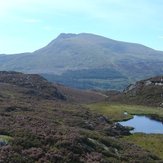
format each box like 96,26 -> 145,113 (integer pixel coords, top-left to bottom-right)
119,115 -> 163,134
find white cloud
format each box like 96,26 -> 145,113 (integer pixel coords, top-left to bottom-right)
0,0 -> 162,21
23,18 -> 41,23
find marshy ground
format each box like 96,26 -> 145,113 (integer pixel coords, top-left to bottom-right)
87,102 -> 163,159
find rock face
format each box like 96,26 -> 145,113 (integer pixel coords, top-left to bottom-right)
0,140 -> 7,147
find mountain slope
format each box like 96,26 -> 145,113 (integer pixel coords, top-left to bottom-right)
0,71 -> 160,162
0,71 -> 65,100
1,33 -> 163,90
107,75 -> 163,109
55,83 -> 107,103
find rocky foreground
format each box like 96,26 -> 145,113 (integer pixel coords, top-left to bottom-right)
0,72 -> 161,162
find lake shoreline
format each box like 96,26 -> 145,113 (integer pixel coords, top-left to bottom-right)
118,114 -> 163,134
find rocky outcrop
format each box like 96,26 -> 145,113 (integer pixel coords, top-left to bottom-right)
108,75 -> 163,107
124,76 -> 163,95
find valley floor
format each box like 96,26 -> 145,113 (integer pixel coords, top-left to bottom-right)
87,103 -> 163,122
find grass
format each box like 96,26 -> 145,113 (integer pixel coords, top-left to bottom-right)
87,102 -> 163,122
121,133 -> 163,159
0,135 -> 13,144
87,102 -> 163,159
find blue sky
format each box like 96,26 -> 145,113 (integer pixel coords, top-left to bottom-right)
0,0 -> 163,54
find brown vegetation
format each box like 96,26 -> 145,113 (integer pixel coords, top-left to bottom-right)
0,72 -> 161,162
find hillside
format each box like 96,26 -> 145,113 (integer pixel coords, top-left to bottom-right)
1,33 -> 163,89
0,71 -> 161,162
107,76 -> 163,108
55,83 -> 107,103
0,71 -> 65,100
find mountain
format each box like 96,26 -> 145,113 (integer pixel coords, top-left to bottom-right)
1,33 -> 163,90
0,71 -> 160,162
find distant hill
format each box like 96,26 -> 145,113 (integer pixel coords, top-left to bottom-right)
1,33 -> 163,90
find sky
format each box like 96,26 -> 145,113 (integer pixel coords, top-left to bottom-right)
0,0 -> 163,54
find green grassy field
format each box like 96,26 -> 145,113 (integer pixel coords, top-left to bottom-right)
87,102 -> 163,159
87,102 -> 163,122
121,133 -> 163,159
0,135 -> 12,143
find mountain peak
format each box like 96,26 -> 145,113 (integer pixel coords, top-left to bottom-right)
57,33 -> 77,40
